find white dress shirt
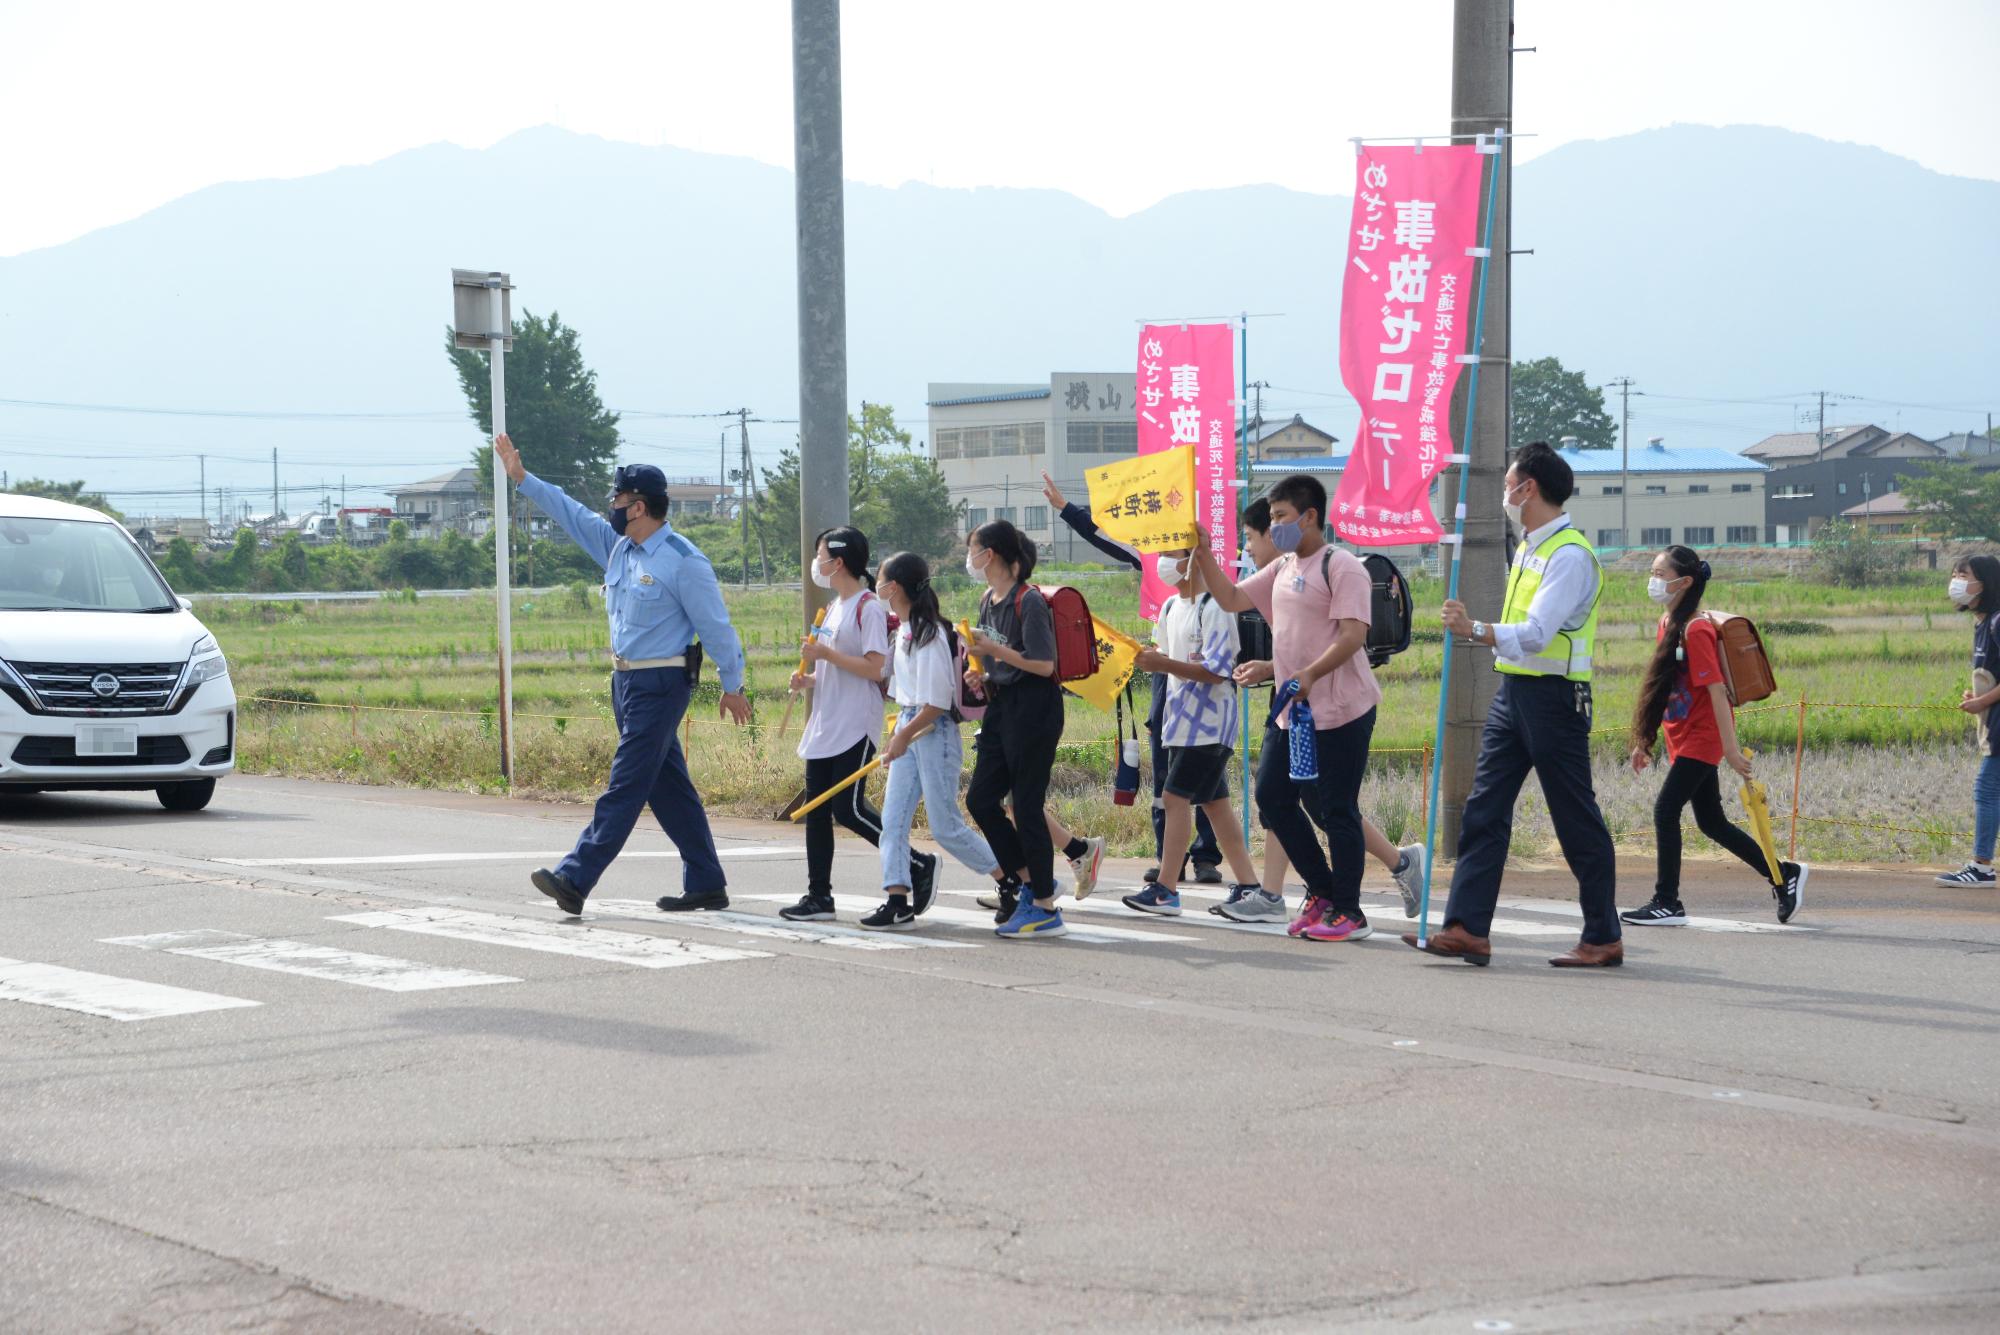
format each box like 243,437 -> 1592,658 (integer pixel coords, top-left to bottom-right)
1490,514 -> 1601,668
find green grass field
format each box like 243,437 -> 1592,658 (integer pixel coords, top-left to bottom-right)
211,567 -> 1986,867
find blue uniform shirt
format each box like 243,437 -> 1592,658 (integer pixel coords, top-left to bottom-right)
517,471 -> 747,693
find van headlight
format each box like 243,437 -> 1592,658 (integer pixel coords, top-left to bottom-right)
186,635 -> 229,685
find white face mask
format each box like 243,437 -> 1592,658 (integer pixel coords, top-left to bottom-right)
811,558 -> 835,590
1950,577 -> 1972,606
1501,484 -> 1526,529
966,551 -> 988,580
1155,553 -> 1187,585
1647,576 -> 1674,605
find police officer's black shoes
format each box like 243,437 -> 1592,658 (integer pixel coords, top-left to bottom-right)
657,889 -> 729,912
532,868 -> 585,917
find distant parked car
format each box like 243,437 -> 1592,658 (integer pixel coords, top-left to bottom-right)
0,495 -> 235,811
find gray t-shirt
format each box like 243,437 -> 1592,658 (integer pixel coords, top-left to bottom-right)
978,583 -> 1056,687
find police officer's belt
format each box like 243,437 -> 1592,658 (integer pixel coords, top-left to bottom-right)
612,654 -> 686,672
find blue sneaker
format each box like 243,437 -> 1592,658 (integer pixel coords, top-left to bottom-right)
1121,883 -> 1182,916
996,899 -> 1068,939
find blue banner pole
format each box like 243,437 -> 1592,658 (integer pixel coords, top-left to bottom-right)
1416,127 -> 1506,948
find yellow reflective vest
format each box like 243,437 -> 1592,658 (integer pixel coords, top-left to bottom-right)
1494,525 -> 1601,681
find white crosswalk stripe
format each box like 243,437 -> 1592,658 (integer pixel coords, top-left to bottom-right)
102,929 -> 520,991
742,893 -> 1200,943
329,907 -> 769,969
590,901 -> 980,950
0,956 -> 259,1021
219,847 -> 794,868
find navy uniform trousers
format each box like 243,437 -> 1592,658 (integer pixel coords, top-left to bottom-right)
557,665 -> 726,897
1445,674 -> 1622,946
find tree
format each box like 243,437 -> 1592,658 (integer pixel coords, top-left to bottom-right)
1810,520 -> 1910,588
446,310 -> 621,507
1511,356 -> 1615,451
4,477 -> 123,520
1900,459 -> 2000,540
751,405 -> 958,574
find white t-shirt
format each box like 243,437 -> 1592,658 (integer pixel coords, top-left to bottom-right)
1155,591 -> 1240,749
797,590 -> 890,759
892,623 -> 957,712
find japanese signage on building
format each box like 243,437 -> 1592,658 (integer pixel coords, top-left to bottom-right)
1331,144 -> 1485,546
1135,323 -> 1235,619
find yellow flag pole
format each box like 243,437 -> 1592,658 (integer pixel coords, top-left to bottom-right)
789,719 -> 936,822
776,605 -> 829,740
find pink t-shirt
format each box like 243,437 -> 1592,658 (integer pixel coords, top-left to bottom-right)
1239,546 -> 1382,730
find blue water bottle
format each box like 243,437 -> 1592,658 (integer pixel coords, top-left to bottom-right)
1288,694 -> 1318,781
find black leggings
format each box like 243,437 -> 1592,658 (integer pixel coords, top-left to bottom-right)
1655,755 -> 1778,902
966,677 -> 1065,896
805,735 -> 921,897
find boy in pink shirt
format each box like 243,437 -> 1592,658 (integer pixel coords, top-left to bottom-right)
1194,475 -> 1379,941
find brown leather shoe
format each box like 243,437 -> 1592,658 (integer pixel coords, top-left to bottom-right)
1401,923 -> 1491,966
1549,939 -> 1624,968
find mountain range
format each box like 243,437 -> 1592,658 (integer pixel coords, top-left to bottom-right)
0,122 -> 1992,516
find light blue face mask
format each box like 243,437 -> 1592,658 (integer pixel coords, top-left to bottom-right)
1267,519 -> 1304,552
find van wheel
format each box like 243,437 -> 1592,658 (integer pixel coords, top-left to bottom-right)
156,779 -> 216,812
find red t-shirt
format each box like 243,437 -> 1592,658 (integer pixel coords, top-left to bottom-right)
1661,614 -> 1725,764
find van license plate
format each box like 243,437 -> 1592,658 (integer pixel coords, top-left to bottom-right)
76,726 -> 138,757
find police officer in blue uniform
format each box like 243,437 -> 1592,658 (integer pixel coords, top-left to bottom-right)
495,433 -> 752,916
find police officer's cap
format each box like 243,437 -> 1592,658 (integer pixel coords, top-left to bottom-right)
609,463 -> 669,501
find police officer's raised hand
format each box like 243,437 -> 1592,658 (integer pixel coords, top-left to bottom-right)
493,433 -> 526,485
719,691 -> 752,725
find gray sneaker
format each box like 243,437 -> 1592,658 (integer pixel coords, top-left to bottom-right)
1392,843 -> 1427,918
1217,888 -> 1288,923
1069,836 -> 1106,900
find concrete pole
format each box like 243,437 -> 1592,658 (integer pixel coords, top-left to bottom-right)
792,0 -> 850,637
489,279 -> 515,785
1439,0 -> 1513,852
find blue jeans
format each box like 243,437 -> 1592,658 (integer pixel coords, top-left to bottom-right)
1975,754 -> 2000,863
558,667 -> 725,896
879,707 -> 997,889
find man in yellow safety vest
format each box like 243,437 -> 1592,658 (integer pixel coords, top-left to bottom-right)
1406,441 -> 1624,968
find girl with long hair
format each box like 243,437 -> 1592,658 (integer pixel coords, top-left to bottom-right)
1936,553 -> 2000,887
859,552 -> 1009,930
962,519 -> 1069,939
1625,545 -> 1807,925
782,526 -> 933,922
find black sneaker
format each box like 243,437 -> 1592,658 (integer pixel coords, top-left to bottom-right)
779,895 -> 837,922
991,887 -> 1019,924
911,852 -> 940,916
1192,864 -> 1224,886
859,900 -> 916,931
531,867 -> 585,916
1620,899 -> 1687,926
1775,861 -> 1808,923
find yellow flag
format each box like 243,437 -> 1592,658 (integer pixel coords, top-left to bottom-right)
1064,617 -> 1142,712
1086,447 -> 1200,552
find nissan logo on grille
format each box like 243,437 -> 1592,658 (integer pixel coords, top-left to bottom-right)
90,672 -> 121,699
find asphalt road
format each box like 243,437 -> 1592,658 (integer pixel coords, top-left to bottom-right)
2,775 -> 1996,1333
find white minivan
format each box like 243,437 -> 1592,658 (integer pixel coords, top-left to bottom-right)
0,494 -> 235,811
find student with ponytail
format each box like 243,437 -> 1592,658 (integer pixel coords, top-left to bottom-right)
1626,545 -> 1807,925
1935,553 -> 2000,888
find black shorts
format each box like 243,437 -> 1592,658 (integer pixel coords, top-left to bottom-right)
1163,744 -> 1233,805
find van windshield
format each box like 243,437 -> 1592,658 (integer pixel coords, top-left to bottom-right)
0,517 -> 177,612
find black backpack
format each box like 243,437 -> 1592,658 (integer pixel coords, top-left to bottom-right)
1315,548 -> 1412,669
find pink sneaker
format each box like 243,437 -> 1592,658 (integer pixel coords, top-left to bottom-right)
1286,896 -> 1326,938
1303,911 -> 1374,943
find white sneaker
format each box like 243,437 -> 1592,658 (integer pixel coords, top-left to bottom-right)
1069,836 -> 1106,900
1392,843 -> 1427,918
1216,888 -> 1289,923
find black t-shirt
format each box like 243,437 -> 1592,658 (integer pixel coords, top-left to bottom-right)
1974,612 -> 2000,756
979,583 -> 1057,687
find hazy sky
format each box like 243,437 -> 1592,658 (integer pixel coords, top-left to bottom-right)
3,0 -> 1996,257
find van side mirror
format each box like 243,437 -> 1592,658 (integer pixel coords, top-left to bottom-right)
177,596 -> 193,611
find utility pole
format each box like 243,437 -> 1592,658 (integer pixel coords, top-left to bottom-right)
1606,376 -> 1634,547
738,407 -> 753,587
198,455 -> 206,526
1439,0 -> 1514,853
271,448 -> 280,521
793,0 -> 852,636
1248,381 -> 1269,464
859,400 -> 871,494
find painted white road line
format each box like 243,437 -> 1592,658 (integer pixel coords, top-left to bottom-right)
740,894 -> 1200,944
102,929 -> 519,992
218,847 -> 793,868
590,901 -> 980,950
330,907 -> 770,969
1489,894 -> 1819,933
1060,897 -> 1290,936
0,956 -> 259,1021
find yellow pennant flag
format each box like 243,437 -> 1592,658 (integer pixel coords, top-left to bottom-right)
1086,446 -> 1200,553
1064,616 -> 1142,712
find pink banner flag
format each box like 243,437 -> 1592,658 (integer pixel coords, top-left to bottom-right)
1331,144 -> 1486,546
1136,322 -> 1236,619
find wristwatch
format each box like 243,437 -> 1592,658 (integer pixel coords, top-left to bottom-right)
1471,620 -> 1488,645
